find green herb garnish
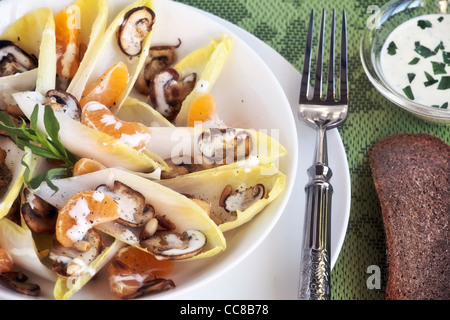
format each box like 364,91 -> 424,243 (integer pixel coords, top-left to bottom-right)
387,41 -> 398,55
431,61 -> 447,75
417,19 -> 432,29
443,52 -> 450,65
437,16 -> 444,22
407,73 -> 416,83
408,57 -> 420,65
402,85 -> 415,100
437,76 -> 450,90
0,104 -> 77,192
424,72 -> 439,87
414,41 -> 436,58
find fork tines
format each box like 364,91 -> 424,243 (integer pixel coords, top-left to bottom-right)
300,9 -> 348,104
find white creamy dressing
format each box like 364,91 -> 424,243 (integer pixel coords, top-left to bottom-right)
380,14 -> 450,108
161,230 -> 206,256
66,194 -> 105,243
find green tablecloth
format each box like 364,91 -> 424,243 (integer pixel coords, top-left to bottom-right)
174,0 -> 449,300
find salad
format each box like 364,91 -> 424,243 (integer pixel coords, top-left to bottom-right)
0,0 -> 287,300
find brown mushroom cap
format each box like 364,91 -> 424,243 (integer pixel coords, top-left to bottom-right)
45,89 -> 82,122
221,184 -> 266,213
96,181 -> 154,227
140,229 -> 206,260
21,188 -> 58,234
0,272 -> 40,296
149,69 -> 196,121
117,6 -> 155,57
197,128 -> 251,165
135,40 -> 181,95
0,40 -> 38,77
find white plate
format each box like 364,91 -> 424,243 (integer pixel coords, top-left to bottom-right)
0,0 -> 349,300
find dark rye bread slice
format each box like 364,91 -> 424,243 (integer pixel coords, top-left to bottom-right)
369,133 -> 449,300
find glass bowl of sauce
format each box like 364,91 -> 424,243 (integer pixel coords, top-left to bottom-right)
361,0 -> 450,124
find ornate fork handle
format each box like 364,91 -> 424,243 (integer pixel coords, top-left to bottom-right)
299,159 -> 332,300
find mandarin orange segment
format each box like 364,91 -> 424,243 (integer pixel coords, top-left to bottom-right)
82,101 -> 151,151
79,62 -> 129,109
55,7 -> 80,79
0,248 -> 13,273
73,158 -> 106,176
56,190 -> 120,247
187,93 -> 218,127
108,246 -> 174,298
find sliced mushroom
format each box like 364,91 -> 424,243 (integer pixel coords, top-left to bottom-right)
49,229 -> 103,278
21,188 -> 58,234
0,148 -> 12,189
221,184 -> 265,213
122,278 -> 176,300
117,6 -> 155,57
160,158 -> 198,179
109,258 -> 175,300
197,128 -> 251,165
135,40 -> 181,95
45,89 -> 82,122
0,40 -> 38,77
0,272 -> 40,296
96,181 -> 154,227
149,69 -> 196,121
140,230 -> 206,260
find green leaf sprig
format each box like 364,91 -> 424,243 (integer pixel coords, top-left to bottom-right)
0,104 -> 77,192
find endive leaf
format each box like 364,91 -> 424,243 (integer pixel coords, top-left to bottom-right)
68,0 -> 155,112
33,168 -> 227,261
0,137 -> 34,219
0,217 -> 56,281
0,7 -> 55,101
158,163 -> 287,232
13,91 -> 166,173
65,0 -> 109,91
174,34 -> 234,126
116,97 -> 174,128
53,238 -> 125,300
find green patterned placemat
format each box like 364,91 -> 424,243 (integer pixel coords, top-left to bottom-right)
174,0 -> 450,300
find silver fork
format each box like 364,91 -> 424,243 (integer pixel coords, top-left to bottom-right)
298,9 -> 348,300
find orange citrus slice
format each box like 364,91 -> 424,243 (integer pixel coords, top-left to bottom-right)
73,158 -> 106,176
79,62 -> 129,109
56,190 -> 120,247
82,101 -> 151,152
187,93 -> 223,127
0,248 -> 13,273
55,7 -> 80,80
108,246 -> 174,299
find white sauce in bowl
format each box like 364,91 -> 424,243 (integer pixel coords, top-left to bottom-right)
380,14 -> 450,109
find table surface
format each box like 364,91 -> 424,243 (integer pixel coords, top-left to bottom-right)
173,0 -> 450,300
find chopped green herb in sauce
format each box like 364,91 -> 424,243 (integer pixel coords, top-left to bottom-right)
437,76 -> 450,90
407,73 -> 416,83
431,61 -> 447,75
417,20 -> 432,29
424,72 -> 438,87
414,41 -> 437,58
387,41 -> 397,55
434,41 -> 445,53
402,85 -> 415,100
381,14 -> 450,107
443,51 -> 450,64
408,57 -> 420,65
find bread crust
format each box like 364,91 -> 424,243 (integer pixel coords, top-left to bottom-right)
369,133 -> 449,300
